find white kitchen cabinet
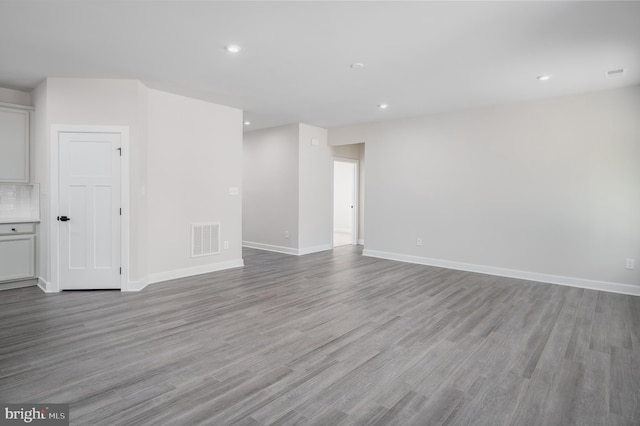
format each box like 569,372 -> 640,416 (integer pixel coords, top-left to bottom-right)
0,223 -> 36,288
0,105 -> 30,182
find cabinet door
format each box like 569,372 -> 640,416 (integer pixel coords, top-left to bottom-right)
0,235 -> 35,282
0,107 -> 30,182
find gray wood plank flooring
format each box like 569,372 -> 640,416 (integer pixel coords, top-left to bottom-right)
1,246 -> 639,425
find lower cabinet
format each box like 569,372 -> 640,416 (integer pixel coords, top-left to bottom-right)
0,223 -> 36,289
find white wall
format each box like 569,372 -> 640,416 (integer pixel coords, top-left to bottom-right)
133,82 -> 149,285
0,87 -> 31,106
146,88 -> 243,279
298,124 -> 332,252
40,78 -> 148,285
243,124 -> 300,251
330,86 -> 640,292
31,82 -> 48,282
31,78 -> 243,291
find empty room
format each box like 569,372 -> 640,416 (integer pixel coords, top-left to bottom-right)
0,1 -> 639,425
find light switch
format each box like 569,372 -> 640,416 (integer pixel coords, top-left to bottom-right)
311,138 -> 319,146
229,187 -> 239,196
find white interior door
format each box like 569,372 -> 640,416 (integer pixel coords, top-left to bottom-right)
59,132 -> 121,289
333,160 -> 358,247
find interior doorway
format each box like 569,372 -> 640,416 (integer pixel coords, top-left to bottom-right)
58,132 -> 122,289
333,159 -> 358,247
49,125 -> 130,292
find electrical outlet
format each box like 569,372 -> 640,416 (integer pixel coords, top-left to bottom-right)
416,237 -> 423,246
626,258 -> 635,270
284,231 -> 289,239
223,240 -> 229,250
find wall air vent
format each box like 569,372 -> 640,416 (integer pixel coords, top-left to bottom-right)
191,222 -> 220,257
605,68 -> 625,79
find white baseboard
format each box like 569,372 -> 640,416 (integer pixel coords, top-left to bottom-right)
243,241 -> 299,255
363,249 -> 640,297
298,244 -> 333,255
38,276 -> 149,293
37,277 -> 58,293
357,239 -> 365,246
147,259 -> 245,286
124,279 -> 149,292
36,260 -> 244,293
243,241 -> 332,256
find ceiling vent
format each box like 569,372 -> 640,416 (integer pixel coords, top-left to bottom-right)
605,68 -> 625,79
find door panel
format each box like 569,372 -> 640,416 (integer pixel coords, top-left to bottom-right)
68,185 -> 88,268
94,185 -> 114,269
59,132 -> 121,289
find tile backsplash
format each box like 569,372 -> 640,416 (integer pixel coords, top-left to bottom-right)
0,184 -> 40,222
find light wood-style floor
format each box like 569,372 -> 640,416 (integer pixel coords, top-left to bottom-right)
1,246 -> 639,425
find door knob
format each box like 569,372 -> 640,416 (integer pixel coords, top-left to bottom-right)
57,216 -> 70,222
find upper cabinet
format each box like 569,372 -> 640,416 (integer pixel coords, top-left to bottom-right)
0,105 -> 30,182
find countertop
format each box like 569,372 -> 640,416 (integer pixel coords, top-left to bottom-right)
0,218 -> 40,224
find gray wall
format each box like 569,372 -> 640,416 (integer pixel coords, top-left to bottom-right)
330,86 -> 640,290
146,88 -> 243,278
243,123 -> 333,254
243,124 -> 300,250
298,123 -> 332,252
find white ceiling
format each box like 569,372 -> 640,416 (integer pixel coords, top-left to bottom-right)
1,1 -> 639,130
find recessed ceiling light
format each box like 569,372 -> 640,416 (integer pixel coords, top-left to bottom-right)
378,104 -> 389,109
243,121 -> 251,126
225,45 -> 241,53
350,63 -> 365,69
536,75 -> 551,81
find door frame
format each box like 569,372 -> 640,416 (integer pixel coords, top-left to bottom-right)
332,157 -> 359,246
50,125 -> 130,292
